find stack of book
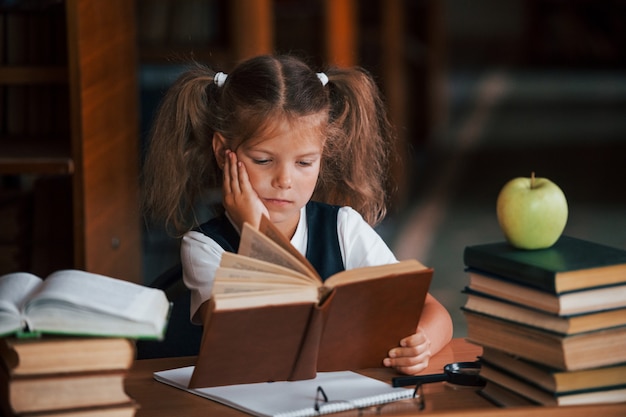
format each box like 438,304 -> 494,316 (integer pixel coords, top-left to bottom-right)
0,269 -> 170,416
0,337 -> 137,417
461,236 -> 626,407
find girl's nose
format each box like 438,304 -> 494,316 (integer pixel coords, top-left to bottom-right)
272,165 -> 292,189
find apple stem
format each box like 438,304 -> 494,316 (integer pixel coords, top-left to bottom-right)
531,171 -> 536,189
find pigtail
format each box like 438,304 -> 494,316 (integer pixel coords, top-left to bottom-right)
316,67 -> 397,226
142,64 -> 221,234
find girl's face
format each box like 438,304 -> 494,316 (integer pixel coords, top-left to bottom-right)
236,116 -> 324,233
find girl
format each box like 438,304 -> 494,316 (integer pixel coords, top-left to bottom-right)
142,54 -> 453,375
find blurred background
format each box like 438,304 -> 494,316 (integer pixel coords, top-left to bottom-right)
2,0 -> 625,337
137,0 -> 626,336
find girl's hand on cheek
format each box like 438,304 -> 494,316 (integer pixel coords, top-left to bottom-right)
222,150 -> 269,230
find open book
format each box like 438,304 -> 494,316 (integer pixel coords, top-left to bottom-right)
0,269 -> 170,339
190,216 -> 433,388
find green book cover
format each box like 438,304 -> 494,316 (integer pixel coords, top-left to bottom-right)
463,236 -> 626,294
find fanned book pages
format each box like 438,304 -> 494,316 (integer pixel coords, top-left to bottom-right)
0,269 -> 170,339
154,366 -> 414,417
191,216 -> 433,388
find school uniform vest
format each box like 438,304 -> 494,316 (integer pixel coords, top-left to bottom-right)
196,201 -> 345,281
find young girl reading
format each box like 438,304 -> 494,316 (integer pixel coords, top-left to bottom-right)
142,54 -> 453,375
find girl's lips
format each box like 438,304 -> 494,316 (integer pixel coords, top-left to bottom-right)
263,198 -> 292,206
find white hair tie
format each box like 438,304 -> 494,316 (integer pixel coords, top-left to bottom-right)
316,72 -> 329,86
214,72 -> 228,87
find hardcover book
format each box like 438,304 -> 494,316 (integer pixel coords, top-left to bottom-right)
462,289 -> 626,335
190,216 -> 433,388
0,368 -> 133,415
463,236 -> 626,294
480,347 -> 626,394
479,363 -> 626,406
0,337 -> 135,377
465,269 -> 626,315
464,310 -> 626,371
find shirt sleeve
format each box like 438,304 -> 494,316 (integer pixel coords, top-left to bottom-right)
337,206 -> 398,269
180,230 -> 225,324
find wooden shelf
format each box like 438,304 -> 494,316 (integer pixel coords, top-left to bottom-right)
0,66 -> 68,84
0,140 -> 73,175
0,0 -> 142,282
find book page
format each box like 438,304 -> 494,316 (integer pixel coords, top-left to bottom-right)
0,272 -> 42,314
0,273 -> 43,335
212,285 -> 319,310
215,267 -> 315,286
258,215 -> 319,277
325,259 -> 427,288
238,222 -> 319,280
220,252 -> 317,284
23,270 -> 169,338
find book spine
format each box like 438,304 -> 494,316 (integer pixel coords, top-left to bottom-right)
464,248 -> 558,293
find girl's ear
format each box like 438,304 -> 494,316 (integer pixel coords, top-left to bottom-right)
212,132 -> 228,168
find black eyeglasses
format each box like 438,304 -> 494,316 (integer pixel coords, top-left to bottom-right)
314,384 -> 424,415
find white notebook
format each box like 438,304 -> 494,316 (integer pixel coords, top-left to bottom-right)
154,366 -> 414,417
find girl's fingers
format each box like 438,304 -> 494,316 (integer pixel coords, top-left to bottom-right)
226,151 -> 241,194
236,160 -> 253,193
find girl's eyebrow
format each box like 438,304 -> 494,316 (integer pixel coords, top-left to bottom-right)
246,147 -> 322,158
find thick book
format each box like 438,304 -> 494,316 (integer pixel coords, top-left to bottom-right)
465,269 -> 626,316
480,346 -> 626,394
4,403 -> 139,417
0,368 -> 132,415
463,310 -> 626,371
190,216 -> 433,388
0,269 -> 170,339
0,337 -> 135,377
463,289 -> 626,335
155,365 -> 414,417
479,381 -> 537,407
5,403 -> 139,417
479,363 -> 626,406
463,236 -> 626,294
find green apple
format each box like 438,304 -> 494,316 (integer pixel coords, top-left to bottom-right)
496,172 -> 568,250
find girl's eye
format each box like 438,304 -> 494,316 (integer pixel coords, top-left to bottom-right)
253,158 -> 271,165
298,160 -> 314,167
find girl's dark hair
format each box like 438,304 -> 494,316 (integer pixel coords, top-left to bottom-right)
142,54 -> 398,234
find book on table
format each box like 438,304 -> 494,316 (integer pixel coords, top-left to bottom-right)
479,381 -> 538,408
190,215 -> 433,388
2,403 -> 139,417
0,269 -> 170,339
465,269 -> 626,316
462,288 -> 626,335
0,337 -> 135,377
463,310 -> 626,371
480,346 -> 626,394
463,235 -> 626,294
0,366 -> 135,416
478,362 -> 626,406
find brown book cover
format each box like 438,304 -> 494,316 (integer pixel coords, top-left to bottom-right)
317,269 -> 432,371
0,369 -> 132,415
0,337 -> 135,377
189,263 -> 432,388
189,301 -> 322,388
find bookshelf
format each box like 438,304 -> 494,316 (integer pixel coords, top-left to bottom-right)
0,0 -> 141,282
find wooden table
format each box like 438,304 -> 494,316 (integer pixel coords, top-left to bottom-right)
125,338 -> 626,416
